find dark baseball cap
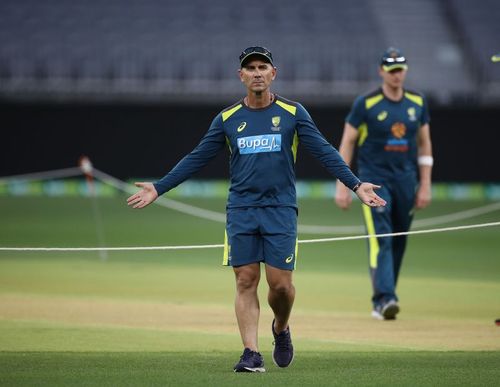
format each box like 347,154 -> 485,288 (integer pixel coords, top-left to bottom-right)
381,47 -> 408,72
239,46 -> 274,67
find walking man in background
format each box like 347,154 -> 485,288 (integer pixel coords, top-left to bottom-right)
335,47 -> 433,320
128,46 -> 386,371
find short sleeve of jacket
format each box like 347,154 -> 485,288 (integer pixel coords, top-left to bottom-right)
345,95 -> 366,129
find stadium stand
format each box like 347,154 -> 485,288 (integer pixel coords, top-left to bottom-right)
0,0 -> 499,104
445,0 -> 500,102
370,0 -> 475,104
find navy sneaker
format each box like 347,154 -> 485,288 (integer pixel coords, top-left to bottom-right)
233,348 -> 265,373
271,319 -> 294,368
372,300 -> 400,320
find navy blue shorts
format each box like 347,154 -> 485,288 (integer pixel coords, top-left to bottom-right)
223,206 -> 298,270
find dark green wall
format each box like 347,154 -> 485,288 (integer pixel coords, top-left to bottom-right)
1,101 -> 498,182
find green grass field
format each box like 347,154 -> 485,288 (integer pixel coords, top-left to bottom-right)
1,195 -> 499,386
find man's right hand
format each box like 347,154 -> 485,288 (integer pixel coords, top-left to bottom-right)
126,182 -> 159,209
335,181 -> 353,210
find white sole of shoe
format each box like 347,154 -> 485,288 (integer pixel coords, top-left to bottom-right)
233,367 -> 265,373
272,352 -> 294,368
371,310 -> 384,320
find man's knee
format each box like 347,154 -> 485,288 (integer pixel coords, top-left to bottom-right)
266,265 -> 294,295
268,279 -> 295,296
234,265 -> 260,291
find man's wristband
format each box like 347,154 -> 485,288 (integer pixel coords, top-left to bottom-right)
418,155 -> 434,167
352,182 -> 362,192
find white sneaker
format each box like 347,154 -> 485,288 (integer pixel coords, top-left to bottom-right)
371,309 -> 384,320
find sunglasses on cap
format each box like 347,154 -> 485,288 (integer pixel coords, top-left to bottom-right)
383,56 -> 406,64
239,46 -> 274,67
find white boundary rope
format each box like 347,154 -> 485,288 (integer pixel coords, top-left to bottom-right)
2,166 -> 500,231
298,221 -> 500,244
90,168 -> 500,234
298,201 -> 500,234
92,169 -> 227,223
412,201 -> 500,227
2,167 -> 500,235
0,167 -> 83,183
1,221 -> 499,251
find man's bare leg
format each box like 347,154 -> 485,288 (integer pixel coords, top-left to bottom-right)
233,263 -> 261,351
265,264 -> 295,332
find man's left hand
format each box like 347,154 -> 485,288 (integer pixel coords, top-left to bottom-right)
415,184 -> 431,209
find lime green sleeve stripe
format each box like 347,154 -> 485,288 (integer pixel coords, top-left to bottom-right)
357,122 -> 368,146
291,131 -> 299,162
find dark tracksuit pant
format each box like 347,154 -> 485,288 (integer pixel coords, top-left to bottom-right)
361,175 -> 417,308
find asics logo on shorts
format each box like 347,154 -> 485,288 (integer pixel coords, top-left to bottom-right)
285,254 -> 294,263
238,134 -> 281,154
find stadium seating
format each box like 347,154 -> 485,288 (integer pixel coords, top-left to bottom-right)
0,0 -> 499,104
446,0 -> 500,101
